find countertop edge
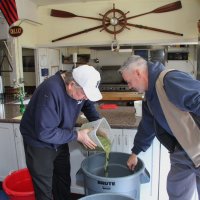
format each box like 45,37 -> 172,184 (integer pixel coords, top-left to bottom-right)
0,104 -> 140,129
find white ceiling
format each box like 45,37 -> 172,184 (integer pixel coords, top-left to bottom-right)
30,0 -> 111,6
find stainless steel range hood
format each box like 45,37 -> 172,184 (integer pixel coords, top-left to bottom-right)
89,45 -> 165,51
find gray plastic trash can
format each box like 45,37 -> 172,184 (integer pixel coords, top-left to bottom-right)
80,152 -> 150,200
79,193 -> 134,200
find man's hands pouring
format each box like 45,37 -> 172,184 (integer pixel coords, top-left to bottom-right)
77,128 -> 97,149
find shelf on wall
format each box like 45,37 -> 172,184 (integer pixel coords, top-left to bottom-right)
62,54 -> 90,64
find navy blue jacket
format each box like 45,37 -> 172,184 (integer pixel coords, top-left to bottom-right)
132,62 -> 200,155
20,71 -> 100,149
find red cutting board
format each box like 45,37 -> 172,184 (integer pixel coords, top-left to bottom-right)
99,104 -> 118,109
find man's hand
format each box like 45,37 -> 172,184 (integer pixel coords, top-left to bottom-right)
127,153 -> 138,171
97,129 -> 108,138
77,128 -> 97,149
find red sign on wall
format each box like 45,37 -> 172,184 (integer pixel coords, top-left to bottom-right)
9,26 -> 23,37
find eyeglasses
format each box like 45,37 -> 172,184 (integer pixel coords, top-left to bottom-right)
71,81 -> 87,102
73,81 -> 85,93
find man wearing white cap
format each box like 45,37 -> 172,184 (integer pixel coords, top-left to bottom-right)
20,65 -> 102,200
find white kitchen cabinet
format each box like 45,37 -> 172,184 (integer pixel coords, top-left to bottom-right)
0,123 -> 26,181
110,129 -> 135,154
159,145 -> 199,200
68,140 -> 88,194
110,129 -> 123,152
122,129 -> 136,154
0,123 -> 19,181
13,123 -> 26,169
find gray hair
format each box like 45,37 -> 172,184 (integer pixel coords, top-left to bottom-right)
61,71 -> 73,85
119,55 -> 147,73
61,70 -> 81,87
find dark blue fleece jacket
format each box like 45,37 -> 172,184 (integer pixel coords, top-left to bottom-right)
20,71 -> 100,149
132,62 -> 200,155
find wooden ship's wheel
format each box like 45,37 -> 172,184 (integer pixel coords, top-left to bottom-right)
51,1 -> 183,42
101,4 -> 128,40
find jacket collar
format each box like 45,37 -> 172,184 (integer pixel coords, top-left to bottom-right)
145,61 -> 165,100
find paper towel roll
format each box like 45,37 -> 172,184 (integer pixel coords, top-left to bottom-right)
73,52 -> 77,63
134,100 -> 142,116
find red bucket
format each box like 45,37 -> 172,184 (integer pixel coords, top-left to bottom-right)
3,168 -> 35,200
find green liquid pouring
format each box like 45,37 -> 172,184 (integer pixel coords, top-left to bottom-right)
97,135 -> 111,177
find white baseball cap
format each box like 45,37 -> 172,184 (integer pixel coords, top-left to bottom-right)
72,65 -> 102,101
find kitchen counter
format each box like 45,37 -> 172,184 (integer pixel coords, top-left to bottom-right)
79,106 -> 140,129
102,92 -> 143,101
0,104 -> 140,129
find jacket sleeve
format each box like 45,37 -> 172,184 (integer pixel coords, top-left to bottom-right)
34,105 -> 77,144
131,100 -> 156,155
164,71 -> 200,116
32,90 -> 77,145
81,100 -> 100,122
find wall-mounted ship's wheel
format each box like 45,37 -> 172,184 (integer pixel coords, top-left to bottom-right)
51,1 -> 183,43
102,5 -> 127,38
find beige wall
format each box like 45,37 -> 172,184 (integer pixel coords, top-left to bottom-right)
36,0 -> 200,47
4,0 -> 200,85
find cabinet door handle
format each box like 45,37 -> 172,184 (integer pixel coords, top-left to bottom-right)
118,135 -> 120,145
125,135 -> 127,146
0,126 -> 8,129
14,128 -> 17,138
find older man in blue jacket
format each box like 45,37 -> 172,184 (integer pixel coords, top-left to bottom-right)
119,55 -> 200,200
20,65 -> 102,200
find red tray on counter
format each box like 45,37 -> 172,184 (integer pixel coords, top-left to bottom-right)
99,104 -> 118,109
